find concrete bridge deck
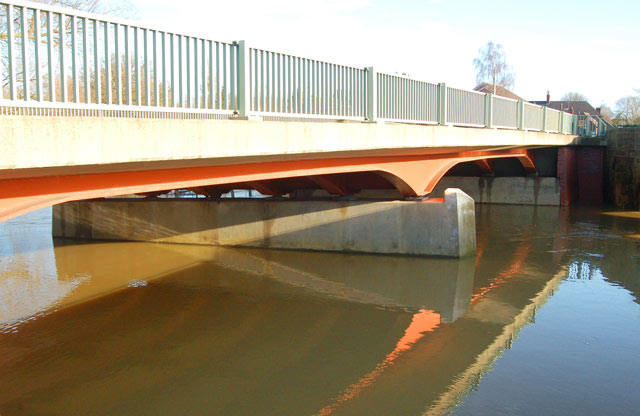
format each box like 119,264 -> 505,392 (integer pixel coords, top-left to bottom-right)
0,115 -> 576,222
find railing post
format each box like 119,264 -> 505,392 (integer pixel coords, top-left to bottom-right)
485,93 -> 493,128
366,67 -> 377,122
236,40 -> 251,119
518,100 -> 525,130
598,117 -> 603,137
438,82 -> 447,125
542,106 -> 547,132
578,116 -> 589,137
7,4 -> 17,101
560,111 -> 565,134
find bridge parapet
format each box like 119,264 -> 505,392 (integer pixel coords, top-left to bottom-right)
0,0 -> 607,137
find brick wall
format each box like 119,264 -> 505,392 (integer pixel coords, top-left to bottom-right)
558,147 -> 578,206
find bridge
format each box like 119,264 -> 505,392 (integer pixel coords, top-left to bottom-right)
0,0 -> 608,256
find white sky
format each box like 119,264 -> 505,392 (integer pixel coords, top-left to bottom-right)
134,0 -> 640,108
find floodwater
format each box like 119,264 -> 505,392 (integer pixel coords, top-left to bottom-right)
0,204 -> 639,416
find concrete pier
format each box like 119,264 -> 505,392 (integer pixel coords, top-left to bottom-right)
53,188 -> 476,257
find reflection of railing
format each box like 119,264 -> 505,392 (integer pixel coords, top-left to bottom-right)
1,0 -> 593,135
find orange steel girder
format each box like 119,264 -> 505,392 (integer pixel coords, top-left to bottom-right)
308,175 -> 353,196
0,149 -> 536,222
474,159 -> 494,174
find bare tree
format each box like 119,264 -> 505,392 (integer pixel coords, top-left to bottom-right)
1,0 -> 137,97
29,0 -> 137,17
614,94 -> 640,125
599,103 -> 614,124
473,41 -> 515,94
561,92 -> 589,101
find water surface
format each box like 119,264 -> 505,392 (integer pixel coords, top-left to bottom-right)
0,205 -> 639,415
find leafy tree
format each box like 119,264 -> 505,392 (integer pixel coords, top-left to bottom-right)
473,41 -> 515,94
560,91 -> 589,101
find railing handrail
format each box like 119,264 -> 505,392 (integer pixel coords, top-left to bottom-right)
249,46 -> 367,73
447,86 -> 486,97
492,95 -> 520,103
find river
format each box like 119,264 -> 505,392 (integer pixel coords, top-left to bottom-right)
0,204 -> 639,415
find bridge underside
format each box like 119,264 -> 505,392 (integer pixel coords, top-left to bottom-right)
0,148 -> 535,222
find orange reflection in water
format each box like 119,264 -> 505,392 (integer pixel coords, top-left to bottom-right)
314,309 -> 441,416
315,240 -> 533,415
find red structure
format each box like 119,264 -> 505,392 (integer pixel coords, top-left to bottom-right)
0,148 -> 536,222
557,146 -> 604,206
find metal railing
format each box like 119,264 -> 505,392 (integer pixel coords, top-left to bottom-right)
574,114 -> 612,137
0,0 -> 237,115
248,47 -> 367,120
492,95 -> 518,129
1,0 -> 594,136
562,112 -> 574,134
447,87 -> 485,127
546,108 -> 560,133
523,102 -> 543,131
376,72 -> 438,124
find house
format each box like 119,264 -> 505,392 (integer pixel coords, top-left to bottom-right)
473,83 -> 525,101
530,92 -> 601,117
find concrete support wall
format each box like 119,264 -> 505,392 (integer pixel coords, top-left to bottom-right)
53,189 -> 476,258
431,176 -> 560,206
606,128 -> 640,209
298,176 -> 561,206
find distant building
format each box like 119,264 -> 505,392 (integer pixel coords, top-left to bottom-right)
473,83 -> 525,101
530,92 -> 601,116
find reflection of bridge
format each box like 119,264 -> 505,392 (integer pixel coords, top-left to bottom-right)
0,205 -> 573,415
0,0 -> 605,256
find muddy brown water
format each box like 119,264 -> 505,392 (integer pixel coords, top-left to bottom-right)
0,205 -> 639,415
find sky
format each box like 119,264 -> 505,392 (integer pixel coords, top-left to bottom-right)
132,0 -> 640,108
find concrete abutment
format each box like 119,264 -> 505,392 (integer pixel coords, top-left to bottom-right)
52,188 -> 476,258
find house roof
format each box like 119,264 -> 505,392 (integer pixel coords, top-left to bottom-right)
473,83 -> 525,101
529,100 -> 600,116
